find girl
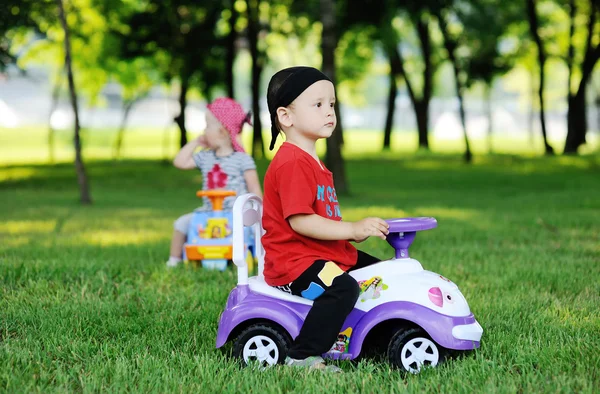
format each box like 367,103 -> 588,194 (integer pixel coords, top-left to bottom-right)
261,67 -> 389,371
167,97 -> 262,267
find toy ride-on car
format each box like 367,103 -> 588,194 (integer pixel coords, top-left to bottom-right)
216,194 -> 483,373
183,190 -> 255,272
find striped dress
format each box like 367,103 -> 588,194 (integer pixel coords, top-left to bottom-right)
192,150 -> 257,211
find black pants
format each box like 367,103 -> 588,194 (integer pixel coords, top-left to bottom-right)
276,250 -> 380,360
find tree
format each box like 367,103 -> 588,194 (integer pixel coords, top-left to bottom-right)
341,1 -> 396,149
434,5 -> 473,162
225,0 -> 238,98
84,0 -> 160,160
107,59 -> 156,159
245,0 -> 265,158
118,1 -> 227,148
5,0 -> 96,200
390,4 -> 441,150
56,0 -> 92,204
0,0 -> 50,71
244,0 -> 312,158
526,0 -> 555,155
340,1 -> 440,151
321,0 -> 348,194
455,0 -> 521,153
47,68 -> 64,163
382,42 -> 399,150
564,0 -> 600,153
8,0 -> 122,166
1,0 -> 64,164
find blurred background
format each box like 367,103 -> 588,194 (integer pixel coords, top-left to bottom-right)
1,0 -> 599,171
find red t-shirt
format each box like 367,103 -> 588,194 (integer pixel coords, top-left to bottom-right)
262,142 -> 358,286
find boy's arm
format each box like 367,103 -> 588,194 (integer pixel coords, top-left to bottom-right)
288,214 -> 389,242
173,136 -> 206,169
243,169 -> 263,198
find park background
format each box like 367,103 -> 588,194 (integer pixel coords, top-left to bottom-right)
1,0 -> 599,392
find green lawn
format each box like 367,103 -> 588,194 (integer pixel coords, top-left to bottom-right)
1,143 -> 599,391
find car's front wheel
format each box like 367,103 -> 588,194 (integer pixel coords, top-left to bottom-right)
387,327 -> 445,374
233,323 -> 291,367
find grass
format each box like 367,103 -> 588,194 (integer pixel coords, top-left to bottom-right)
1,133 -> 600,392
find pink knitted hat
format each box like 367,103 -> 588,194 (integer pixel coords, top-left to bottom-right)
207,97 -> 252,153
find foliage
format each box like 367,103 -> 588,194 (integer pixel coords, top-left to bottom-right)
0,0 -> 55,71
115,0 -> 226,99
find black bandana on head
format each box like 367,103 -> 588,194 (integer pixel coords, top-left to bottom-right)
267,66 -> 332,150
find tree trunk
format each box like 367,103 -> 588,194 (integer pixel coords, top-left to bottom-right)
383,40 -> 404,150
56,0 -> 91,205
567,0 -> 576,97
321,0 -> 348,195
226,0 -> 238,98
246,0 -> 264,158
416,16 -> 432,149
596,84 -> 600,134
536,37 -> 553,155
529,67 -> 535,146
113,99 -> 136,160
564,4 -> 599,153
413,100 -> 428,148
250,61 -> 264,158
174,75 -> 189,148
486,83 -> 493,154
436,11 -> 472,162
566,93 -> 588,153
337,97 -> 345,146
162,122 -> 172,163
526,0 -> 554,155
596,93 -> 600,134
389,15 -> 432,151
457,89 -> 472,162
383,68 -> 397,150
47,72 -> 62,164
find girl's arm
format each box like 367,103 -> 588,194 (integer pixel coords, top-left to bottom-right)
173,136 -> 206,169
288,214 -> 389,242
243,169 -> 263,198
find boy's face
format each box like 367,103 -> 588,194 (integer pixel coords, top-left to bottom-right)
286,80 -> 336,141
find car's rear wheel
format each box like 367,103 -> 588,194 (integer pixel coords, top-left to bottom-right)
233,323 -> 291,367
387,327 -> 445,374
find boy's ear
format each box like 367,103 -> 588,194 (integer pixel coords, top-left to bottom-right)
276,107 -> 293,128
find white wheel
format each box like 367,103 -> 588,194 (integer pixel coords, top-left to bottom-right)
388,327 -> 445,374
400,337 -> 440,373
233,324 -> 291,367
242,335 -> 279,366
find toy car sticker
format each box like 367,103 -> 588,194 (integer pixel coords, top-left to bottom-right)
317,261 -> 343,286
428,287 -> 443,307
203,218 -> 232,239
428,287 -> 455,307
197,224 -> 205,239
301,282 -> 325,300
330,327 -> 353,353
357,276 -> 388,302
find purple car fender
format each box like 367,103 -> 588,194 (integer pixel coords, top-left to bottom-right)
349,301 -> 480,356
216,287 -> 308,348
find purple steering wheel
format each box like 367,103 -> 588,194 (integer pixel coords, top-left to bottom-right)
385,217 -> 437,259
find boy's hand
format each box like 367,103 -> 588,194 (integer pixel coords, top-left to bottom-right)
351,217 -> 389,243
